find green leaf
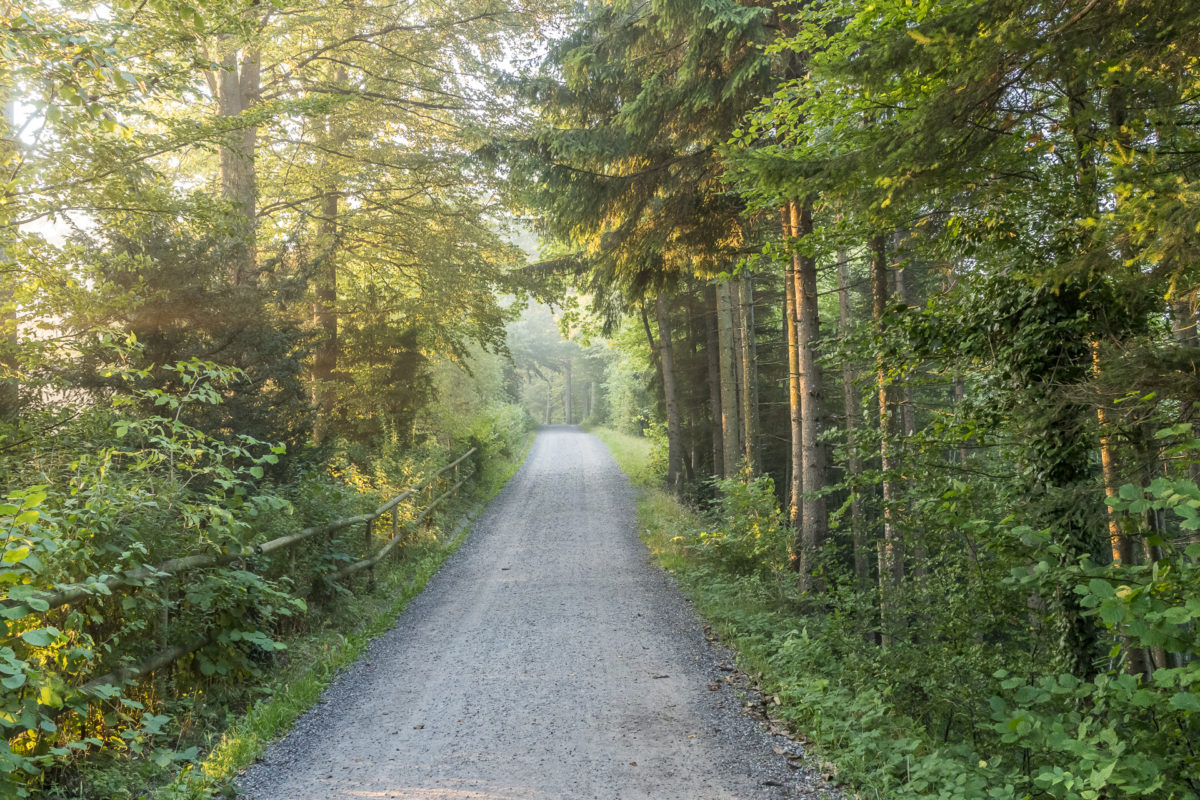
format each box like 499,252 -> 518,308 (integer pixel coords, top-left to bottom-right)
20,627 -> 60,647
1168,692 -> 1200,713
1,673 -> 27,689
2,548 -> 30,564
19,493 -> 46,510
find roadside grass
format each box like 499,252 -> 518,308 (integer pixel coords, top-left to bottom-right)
98,433 -> 537,800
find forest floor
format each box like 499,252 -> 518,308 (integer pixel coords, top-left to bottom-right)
234,426 -> 837,799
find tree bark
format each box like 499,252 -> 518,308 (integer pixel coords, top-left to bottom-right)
716,281 -> 741,479
1171,299 -> 1199,349
893,260 -> 926,578
792,198 -> 828,592
730,278 -> 746,463
312,184 -> 340,443
873,233 -> 903,639
656,293 -> 684,494
837,250 -> 869,589
738,272 -> 761,473
782,207 -> 804,545
564,358 -> 573,424
705,286 -> 724,479
211,41 -> 261,287
1093,341 -> 1132,565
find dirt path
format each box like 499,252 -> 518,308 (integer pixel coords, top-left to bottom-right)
237,426 -> 834,799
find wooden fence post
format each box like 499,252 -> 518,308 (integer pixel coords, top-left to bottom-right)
391,508 -> 399,561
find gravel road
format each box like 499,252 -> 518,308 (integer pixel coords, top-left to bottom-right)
237,426 -> 837,799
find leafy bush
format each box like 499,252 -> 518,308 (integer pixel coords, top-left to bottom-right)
634,442 -> 1200,800
692,471 -> 787,575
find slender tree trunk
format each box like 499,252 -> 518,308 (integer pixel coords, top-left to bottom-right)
545,379 -> 552,424
657,293 -> 684,494
1093,341 -> 1132,565
782,207 -> 804,545
838,250 -> 869,589
894,262 -> 917,439
731,278 -> 747,463
705,286 -> 724,478
894,262 -> 926,578
716,281 -> 741,478
792,198 -> 828,591
0,96 -> 19,424
564,358 -> 573,424
955,375 -> 969,468
873,233 -> 903,640
738,272 -> 761,473
1169,297 -> 1200,485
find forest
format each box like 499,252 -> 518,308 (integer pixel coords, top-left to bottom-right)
3,0 -> 1200,798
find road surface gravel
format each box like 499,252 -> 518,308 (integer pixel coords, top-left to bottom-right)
237,426 -> 837,799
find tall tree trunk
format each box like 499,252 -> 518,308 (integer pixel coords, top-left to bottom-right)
716,281 -> 741,478
211,42 -> 261,287
792,198 -> 828,592
838,250 -> 869,589
545,378 -> 552,424
873,233 -> 903,639
656,293 -> 684,494
782,207 -> 804,544
705,286 -> 724,478
311,185 -> 340,443
738,272 -> 761,473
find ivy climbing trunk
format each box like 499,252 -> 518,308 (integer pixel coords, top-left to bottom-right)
872,233 -> 903,639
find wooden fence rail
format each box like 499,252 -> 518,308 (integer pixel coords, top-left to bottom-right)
3,448 -> 476,618
8,448 -> 477,692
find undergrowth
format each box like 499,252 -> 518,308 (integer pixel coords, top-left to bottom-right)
594,427 -> 1200,800
55,432 -> 534,800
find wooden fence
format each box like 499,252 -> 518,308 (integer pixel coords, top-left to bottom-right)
11,448 -> 477,692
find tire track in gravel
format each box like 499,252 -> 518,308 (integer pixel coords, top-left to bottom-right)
236,426 -> 837,800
